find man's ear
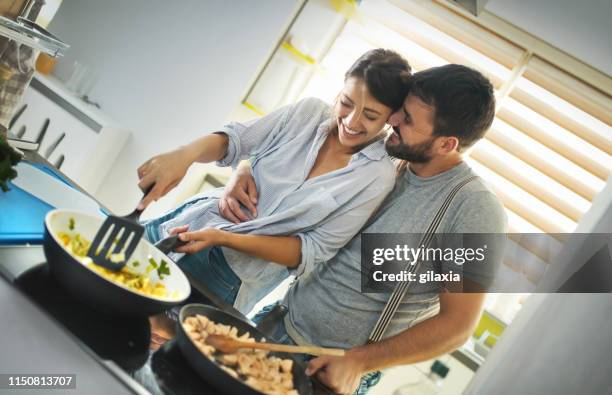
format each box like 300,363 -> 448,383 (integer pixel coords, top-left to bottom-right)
437,136 -> 460,154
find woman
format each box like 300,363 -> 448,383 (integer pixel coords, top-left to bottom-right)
140,49 -> 411,313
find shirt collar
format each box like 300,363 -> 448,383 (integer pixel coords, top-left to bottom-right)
317,119 -> 389,162
357,138 -> 388,161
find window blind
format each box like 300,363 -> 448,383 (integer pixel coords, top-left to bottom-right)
241,0 -> 612,291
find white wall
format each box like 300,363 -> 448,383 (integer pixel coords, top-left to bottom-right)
485,0 -> 612,75
466,176 -> 612,393
48,0 -> 300,212
464,293 -> 612,395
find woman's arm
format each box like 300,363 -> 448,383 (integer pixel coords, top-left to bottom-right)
138,98 -> 323,210
175,165 -> 394,270
137,133 -> 229,209
175,228 -> 302,268
185,133 -> 230,163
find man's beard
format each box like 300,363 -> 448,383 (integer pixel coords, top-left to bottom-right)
385,127 -> 435,163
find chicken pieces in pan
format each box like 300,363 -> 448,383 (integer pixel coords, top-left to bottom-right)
183,314 -> 298,395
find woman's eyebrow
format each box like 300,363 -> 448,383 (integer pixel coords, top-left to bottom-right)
341,94 -> 382,115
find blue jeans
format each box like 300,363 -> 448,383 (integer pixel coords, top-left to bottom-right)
252,303 -> 382,395
143,202 -> 242,305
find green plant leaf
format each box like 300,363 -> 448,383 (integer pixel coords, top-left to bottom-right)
0,137 -> 21,192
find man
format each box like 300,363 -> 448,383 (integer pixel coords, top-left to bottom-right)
212,64 -> 507,394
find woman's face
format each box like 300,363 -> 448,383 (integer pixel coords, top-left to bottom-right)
334,77 -> 393,149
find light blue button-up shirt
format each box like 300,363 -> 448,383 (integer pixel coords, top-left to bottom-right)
155,98 -> 395,312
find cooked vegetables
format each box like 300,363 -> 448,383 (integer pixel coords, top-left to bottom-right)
56,219 -> 174,299
183,314 -> 298,395
157,259 -> 170,279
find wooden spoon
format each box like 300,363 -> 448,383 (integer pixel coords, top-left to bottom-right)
205,334 -> 345,357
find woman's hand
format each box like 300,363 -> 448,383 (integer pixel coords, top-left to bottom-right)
219,161 -> 259,223
174,227 -> 227,254
137,147 -> 198,210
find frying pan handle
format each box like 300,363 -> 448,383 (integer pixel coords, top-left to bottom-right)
154,234 -> 188,254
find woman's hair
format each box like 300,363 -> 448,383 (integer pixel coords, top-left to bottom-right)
344,49 -> 412,111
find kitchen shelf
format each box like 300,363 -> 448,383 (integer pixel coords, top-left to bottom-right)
0,16 -> 68,57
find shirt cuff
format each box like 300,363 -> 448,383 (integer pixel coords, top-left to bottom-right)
289,233 -> 315,278
214,123 -> 244,168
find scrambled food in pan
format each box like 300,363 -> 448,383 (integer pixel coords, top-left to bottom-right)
183,314 -> 298,395
56,218 -> 173,298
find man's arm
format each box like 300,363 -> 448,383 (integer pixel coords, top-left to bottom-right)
218,161 -> 258,223
306,291 -> 486,394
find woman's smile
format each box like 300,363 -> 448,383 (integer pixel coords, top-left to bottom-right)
339,120 -> 366,139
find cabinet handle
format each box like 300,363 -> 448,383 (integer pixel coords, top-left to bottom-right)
45,132 -> 66,159
54,154 -> 65,170
9,104 -> 27,130
35,118 -> 50,150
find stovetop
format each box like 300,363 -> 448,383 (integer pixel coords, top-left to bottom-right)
14,262 -> 224,395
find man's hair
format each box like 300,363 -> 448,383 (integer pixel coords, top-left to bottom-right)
345,48 -> 412,111
407,64 -> 496,150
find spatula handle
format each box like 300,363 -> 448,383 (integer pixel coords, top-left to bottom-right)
126,184 -> 156,221
248,342 -> 345,357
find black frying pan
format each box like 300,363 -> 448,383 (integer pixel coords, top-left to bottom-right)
43,209 -> 191,316
177,303 -> 313,395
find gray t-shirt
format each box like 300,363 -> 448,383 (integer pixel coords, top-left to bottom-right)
284,161 -> 507,348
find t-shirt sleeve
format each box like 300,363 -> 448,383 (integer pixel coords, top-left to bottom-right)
445,191 -> 508,291
450,191 -> 508,234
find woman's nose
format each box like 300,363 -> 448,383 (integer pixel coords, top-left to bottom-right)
346,110 -> 363,130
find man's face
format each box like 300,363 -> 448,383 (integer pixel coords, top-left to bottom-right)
385,94 -> 437,163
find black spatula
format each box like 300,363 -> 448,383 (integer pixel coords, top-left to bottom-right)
87,187 -> 189,271
87,202 -> 147,271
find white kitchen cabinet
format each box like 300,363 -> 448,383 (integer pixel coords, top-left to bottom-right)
11,72 -> 130,195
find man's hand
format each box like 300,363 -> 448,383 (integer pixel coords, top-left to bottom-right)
306,350 -> 366,395
137,147 -> 197,210
219,162 -> 258,224
174,227 -> 226,254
